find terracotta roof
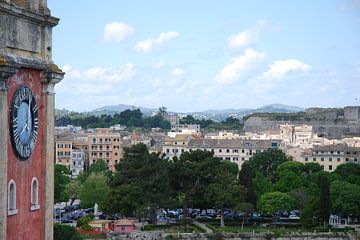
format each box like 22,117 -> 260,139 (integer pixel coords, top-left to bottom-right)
114,220 -> 135,226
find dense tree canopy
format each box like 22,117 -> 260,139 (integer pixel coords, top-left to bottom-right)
257,192 -> 295,215
54,164 -> 70,203
79,172 -> 110,209
109,144 -> 173,222
247,148 -> 291,182
330,180 -> 360,217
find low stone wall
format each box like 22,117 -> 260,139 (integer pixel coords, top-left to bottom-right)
109,231 -> 349,240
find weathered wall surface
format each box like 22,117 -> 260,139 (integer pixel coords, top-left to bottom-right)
6,68 -> 44,240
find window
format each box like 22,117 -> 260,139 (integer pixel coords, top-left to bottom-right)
321,158 -> 324,161
226,149 -> 230,153
329,158 -> 332,162
219,149 -> 222,153
313,157 -> 316,161
304,157 -> 308,161
354,158 -> 358,162
8,180 -> 17,215
241,149 -> 245,153
225,157 -> 230,160
337,158 -> 341,162
92,139 -> 96,144
329,165 -> 333,171
30,177 -> 40,211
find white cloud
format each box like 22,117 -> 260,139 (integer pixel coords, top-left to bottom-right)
135,31 -> 179,53
61,65 -> 82,79
61,63 -> 135,84
104,22 -> 134,42
228,20 -> 267,48
262,59 -> 311,78
251,59 -> 311,93
171,68 -> 184,78
153,60 -> 165,69
215,48 -> 265,85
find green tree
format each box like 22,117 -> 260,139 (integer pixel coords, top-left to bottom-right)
247,148 -> 290,182
300,198 -> 320,227
257,192 -> 295,215
111,144 -> 173,222
65,180 -> 81,206
169,150 -> 220,225
54,164 -> 70,203
253,172 -> 273,198
319,175 -> 331,223
274,161 -> 306,192
88,159 -> 113,182
333,163 -> 360,185
79,172 -> 110,209
289,187 -> 312,211
238,162 -> 257,208
105,183 -> 144,217
330,180 -> 360,217
206,161 -> 245,227
54,224 -> 82,240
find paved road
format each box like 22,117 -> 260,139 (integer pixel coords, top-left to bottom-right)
193,221 -> 213,233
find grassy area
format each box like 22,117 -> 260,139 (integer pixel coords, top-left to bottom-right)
143,223 -> 205,233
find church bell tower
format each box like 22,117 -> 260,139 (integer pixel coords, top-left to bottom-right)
0,0 -> 63,239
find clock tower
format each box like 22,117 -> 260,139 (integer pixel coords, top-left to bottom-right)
0,1 -> 64,239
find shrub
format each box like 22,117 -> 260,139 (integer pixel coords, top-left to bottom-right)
54,224 -> 82,240
76,215 -> 93,230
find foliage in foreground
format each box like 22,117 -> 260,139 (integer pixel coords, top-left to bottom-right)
54,224 -> 82,240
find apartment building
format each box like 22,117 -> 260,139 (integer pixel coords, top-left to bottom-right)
163,137 -> 282,169
55,133 -> 88,177
55,135 -> 73,167
300,144 -> 360,171
71,150 -> 85,177
88,128 -> 123,171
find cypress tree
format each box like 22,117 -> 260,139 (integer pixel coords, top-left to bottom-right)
239,162 -> 257,208
319,175 -> 331,223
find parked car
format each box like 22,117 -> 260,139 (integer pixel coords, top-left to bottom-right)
289,214 -> 300,220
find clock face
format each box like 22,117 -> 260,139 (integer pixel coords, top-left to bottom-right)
10,85 -> 39,160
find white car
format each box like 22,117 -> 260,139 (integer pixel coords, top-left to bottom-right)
289,214 -> 300,220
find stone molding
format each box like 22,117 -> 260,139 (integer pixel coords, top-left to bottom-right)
40,66 -> 64,94
0,54 -> 20,90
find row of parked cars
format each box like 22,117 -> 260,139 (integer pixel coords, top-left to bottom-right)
54,204 -> 123,224
155,208 -> 301,224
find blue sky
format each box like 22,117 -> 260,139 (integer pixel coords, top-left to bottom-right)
48,0 -> 360,112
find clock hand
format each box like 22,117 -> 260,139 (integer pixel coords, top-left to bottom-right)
20,121 -> 28,135
27,96 -> 32,131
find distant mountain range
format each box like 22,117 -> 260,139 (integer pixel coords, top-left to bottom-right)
56,103 -> 305,121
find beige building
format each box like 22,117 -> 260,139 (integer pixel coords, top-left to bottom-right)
300,144 -> 360,171
163,136 -> 282,170
55,133 -> 88,177
55,135 -> 73,167
88,128 -> 123,171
